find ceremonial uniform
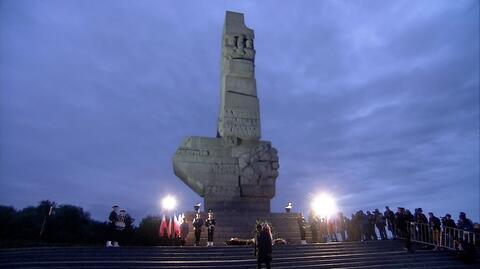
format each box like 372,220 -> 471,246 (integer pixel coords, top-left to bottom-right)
193,215 -> 203,246
205,216 -> 216,246
106,206 -> 120,247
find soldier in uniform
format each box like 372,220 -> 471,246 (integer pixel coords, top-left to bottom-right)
193,213 -> 203,246
205,210 -> 216,246
106,205 -> 119,247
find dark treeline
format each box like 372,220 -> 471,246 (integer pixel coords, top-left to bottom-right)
0,200 -> 169,247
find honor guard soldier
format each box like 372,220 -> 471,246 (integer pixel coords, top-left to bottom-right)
205,210 -> 216,246
106,205 -> 120,247
193,213 -> 203,246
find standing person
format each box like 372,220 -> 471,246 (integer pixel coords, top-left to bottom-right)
180,217 -> 189,247
367,211 -> 377,240
298,217 -> 307,244
428,212 -> 441,250
319,218 -> 327,242
384,206 -> 396,239
257,224 -> 273,269
337,213 -> 347,241
123,210 -> 134,245
397,207 -> 414,253
254,224 -> 262,257
457,212 -> 474,246
193,213 -> 203,246
205,210 -> 216,246
442,213 -> 456,248
309,212 -> 319,243
106,205 -> 120,247
327,217 -> 337,242
116,209 -> 127,246
374,209 -> 387,240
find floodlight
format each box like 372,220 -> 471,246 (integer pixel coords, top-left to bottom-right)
311,193 -> 337,218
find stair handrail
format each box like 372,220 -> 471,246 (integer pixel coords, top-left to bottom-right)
396,221 -> 478,250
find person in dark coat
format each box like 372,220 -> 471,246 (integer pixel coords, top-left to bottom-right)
106,205 -> 119,247
384,206 -> 396,239
254,224 -> 262,256
180,217 -> 189,247
298,217 -> 307,244
442,213 -> 456,248
309,212 -> 319,243
374,209 -> 387,240
192,213 -> 203,246
337,212 -> 347,241
398,207 -> 414,253
428,212 -> 441,250
257,224 -> 273,269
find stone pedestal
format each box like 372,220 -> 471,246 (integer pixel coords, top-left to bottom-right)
183,211 -> 303,246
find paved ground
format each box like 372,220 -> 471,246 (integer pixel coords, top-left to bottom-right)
1,240 -> 478,268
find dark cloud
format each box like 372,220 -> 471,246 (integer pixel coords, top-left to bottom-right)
1,0 -> 478,222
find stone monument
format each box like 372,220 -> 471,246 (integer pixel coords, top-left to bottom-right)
173,11 -> 301,244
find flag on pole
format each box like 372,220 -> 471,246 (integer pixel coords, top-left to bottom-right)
174,213 -> 181,237
167,215 -> 172,238
159,215 -> 167,237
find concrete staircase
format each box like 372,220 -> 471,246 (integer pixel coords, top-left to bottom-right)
1,240 -> 477,268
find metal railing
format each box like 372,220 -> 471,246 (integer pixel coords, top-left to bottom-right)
396,222 -> 478,250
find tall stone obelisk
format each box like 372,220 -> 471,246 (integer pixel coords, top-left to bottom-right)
172,11 -> 302,244
173,11 -> 279,214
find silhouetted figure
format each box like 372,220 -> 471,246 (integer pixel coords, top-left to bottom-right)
299,217 -> 307,244
180,217 -> 189,246
257,225 -> 273,269
396,207 -> 414,253
337,213 -> 347,241
442,213 -> 456,248
374,209 -> 387,240
457,212 -> 474,232
193,213 -> 203,246
122,209 -> 134,245
309,212 -> 319,243
428,212 -> 441,250
319,218 -> 328,242
384,206 -> 395,239
327,218 -> 337,242
367,211 -> 377,240
413,208 -> 428,241
254,224 -> 262,256
358,210 -> 369,241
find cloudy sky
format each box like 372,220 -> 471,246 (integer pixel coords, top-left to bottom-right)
1,0 -> 479,222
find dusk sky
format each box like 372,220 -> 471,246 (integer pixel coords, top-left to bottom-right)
1,0 -> 479,223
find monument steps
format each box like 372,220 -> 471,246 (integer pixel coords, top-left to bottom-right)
1,240 -> 478,268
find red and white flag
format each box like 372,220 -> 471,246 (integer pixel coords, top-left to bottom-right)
159,215 -> 167,237
167,215 -> 172,238
174,213 -> 181,237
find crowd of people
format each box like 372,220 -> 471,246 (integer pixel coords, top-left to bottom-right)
306,206 -> 478,251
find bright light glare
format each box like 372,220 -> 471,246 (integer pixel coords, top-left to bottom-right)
311,193 -> 337,218
162,195 -> 177,210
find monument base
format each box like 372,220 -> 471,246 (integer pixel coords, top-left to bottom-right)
183,211 -> 302,245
